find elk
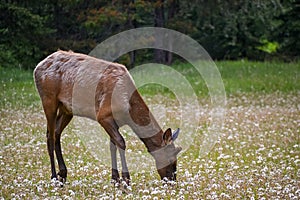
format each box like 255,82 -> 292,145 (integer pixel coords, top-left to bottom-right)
34,50 -> 182,185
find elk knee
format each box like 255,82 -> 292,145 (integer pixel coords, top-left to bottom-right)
115,137 -> 126,150
98,117 -> 126,150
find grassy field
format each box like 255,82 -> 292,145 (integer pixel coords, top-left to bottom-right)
0,61 -> 299,199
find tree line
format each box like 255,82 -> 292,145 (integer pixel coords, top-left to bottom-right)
0,0 -> 299,69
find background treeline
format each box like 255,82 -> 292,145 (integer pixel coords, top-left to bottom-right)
0,0 -> 299,69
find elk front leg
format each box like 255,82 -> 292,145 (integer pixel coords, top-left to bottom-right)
98,116 -> 131,185
110,140 -> 120,183
110,140 -> 131,186
99,117 -> 126,149
119,147 -> 130,186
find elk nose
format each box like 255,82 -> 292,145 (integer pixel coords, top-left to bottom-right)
172,173 -> 177,181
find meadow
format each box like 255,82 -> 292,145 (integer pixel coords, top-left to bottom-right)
0,61 -> 299,199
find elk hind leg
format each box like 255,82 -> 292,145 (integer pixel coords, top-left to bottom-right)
55,108 -> 73,183
43,99 -> 58,180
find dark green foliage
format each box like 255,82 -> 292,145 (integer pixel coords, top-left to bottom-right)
0,0 -> 299,69
192,0 -> 285,60
0,2 -> 54,69
273,0 -> 300,61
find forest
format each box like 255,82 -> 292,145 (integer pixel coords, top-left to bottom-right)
1,0 -> 299,69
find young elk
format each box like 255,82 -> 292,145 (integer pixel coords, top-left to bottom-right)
34,50 -> 182,185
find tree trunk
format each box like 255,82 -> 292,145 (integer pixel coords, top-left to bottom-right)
165,0 -> 178,65
154,0 -> 166,64
128,0 -> 137,68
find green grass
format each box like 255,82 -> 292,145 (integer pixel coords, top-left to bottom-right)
137,60 -> 299,98
217,60 -> 299,94
1,61 -> 299,107
0,67 -> 40,108
0,61 -> 299,199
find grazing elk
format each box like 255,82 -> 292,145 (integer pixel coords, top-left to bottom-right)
34,50 -> 182,185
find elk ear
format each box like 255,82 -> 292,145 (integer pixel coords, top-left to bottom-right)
172,128 -> 180,141
163,128 -> 172,144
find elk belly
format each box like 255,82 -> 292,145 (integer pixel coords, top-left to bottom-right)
71,62 -> 105,121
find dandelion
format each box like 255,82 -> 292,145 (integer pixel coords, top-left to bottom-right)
69,190 -> 75,196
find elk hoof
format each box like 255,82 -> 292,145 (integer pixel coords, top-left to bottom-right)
121,178 -> 130,188
111,178 -> 120,188
57,174 -> 66,185
121,172 -> 130,187
51,177 -> 64,187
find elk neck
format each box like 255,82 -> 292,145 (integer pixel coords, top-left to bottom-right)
127,90 -> 164,152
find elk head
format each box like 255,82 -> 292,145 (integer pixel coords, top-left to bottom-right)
152,128 -> 182,181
